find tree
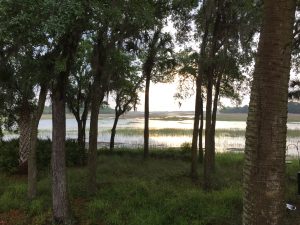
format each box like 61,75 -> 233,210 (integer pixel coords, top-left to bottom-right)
178,0 -> 259,184
39,1 -> 89,222
66,40 -> 93,149
0,0 -> 51,199
86,0 -> 168,193
174,49 -> 205,174
50,29 -> 86,225
243,0 -> 296,224
109,52 -> 141,150
142,29 -> 175,158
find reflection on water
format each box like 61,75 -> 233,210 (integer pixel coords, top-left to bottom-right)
38,118 -> 249,130
4,117 -> 300,153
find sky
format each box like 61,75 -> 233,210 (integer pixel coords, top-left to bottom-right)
108,79 -> 251,112
136,81 -> 196,111
121,20 -> 252,112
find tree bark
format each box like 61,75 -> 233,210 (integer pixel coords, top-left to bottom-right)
204,74 -> 213,190
77,119 -> 85,149
80,98 -> 89,149
203,5 -> 221,189
243,1 -> 295,225
144,73 -> 150,159
191,77 -> 202,178
209,72 -> 222,166
51,76 -> 70,224
110,111 -> 120,151
68,91 -> 90,149
198,96 -> 204,163
87,76 -> 102,194
28,84 -> 47,199
87,33 -> 109,194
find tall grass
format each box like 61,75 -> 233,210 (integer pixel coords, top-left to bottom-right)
0,151 -> 299,225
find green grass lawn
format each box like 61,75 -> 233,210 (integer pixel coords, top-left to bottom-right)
0,151 -> 299,225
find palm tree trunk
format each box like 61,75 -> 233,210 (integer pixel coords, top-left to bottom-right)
18,102 -> 31,167
51,77 -> 70,224
144,73 -> 150,159
243,1 -> 295,224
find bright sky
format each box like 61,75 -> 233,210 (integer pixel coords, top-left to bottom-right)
136,81 -> 196,111
108,80 -> 251,112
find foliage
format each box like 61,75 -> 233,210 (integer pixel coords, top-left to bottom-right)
174,0 -> 261,106
141,29 -> 177,83
0,139 -> 19,173
220,105 -> 249,114
110,50 -> 143,116
220,103 -> 300,114
180,142 -> 192,154
0,139 -> 87,173
66,39 -> 93,120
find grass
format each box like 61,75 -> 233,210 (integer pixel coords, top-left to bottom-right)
39,112 -> 300,122
0,150 -> 299,225
151,113 -> 300,122
113,128 -> 300,139
114,128 -> 245,137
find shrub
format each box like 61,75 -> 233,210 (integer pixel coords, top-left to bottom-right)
180,142 -> 192,154
66,139 -> 87,166
0,139 -> 19,173
36,139 -> 51,170
0,139 -> 87,173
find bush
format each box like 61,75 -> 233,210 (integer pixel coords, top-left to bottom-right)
36,139 -> 87,169
180,142 -> 192,154
66,139 -> 87,166
0,139 -> 19,173
0,139 -> 87,173
36,139 -> 51,170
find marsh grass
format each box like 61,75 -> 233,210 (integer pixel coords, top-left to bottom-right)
0,151 -> 299,225
113,128 -> 300,138
150,113 -> 300,122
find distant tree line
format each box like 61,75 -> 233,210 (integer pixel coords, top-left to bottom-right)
220,102 -> 300,114
43,104 -> 114,115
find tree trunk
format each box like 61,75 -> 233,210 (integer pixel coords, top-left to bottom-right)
51,77 -> 70,224
80,99 -> 89,149
77,119 -> 85,149
243,1 -> 295,225
210,72 -> 222,166
191,77 -> 202,178
204,74 -> 213,190
82,119 -> 86,148
18,102 -> 31,167
87,77 -> 101,194
28,123 -> 38,198
28,85 -> 47,199
110,111 -> 120,151
144,74 -> 150,159
198,96 -> 204,163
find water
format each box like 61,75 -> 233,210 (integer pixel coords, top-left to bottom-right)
5,114 -> 300,154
